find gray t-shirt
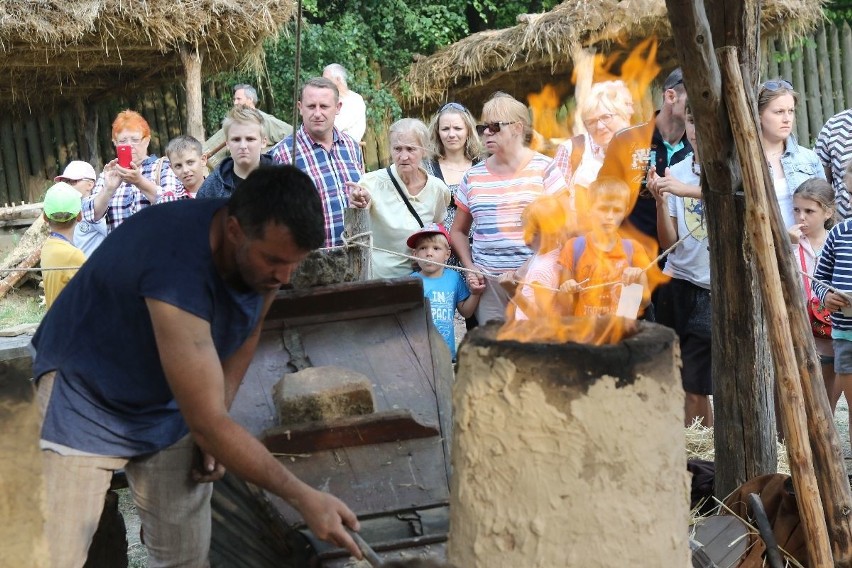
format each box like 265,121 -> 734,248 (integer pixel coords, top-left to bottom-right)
664,155 -> 710,289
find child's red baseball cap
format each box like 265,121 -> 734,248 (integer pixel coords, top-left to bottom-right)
406,222 -> 451,249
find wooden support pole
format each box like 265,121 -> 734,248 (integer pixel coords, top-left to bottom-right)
343,207 -> 370,281
718,49 -> 833,568
180,45 -> 204,141
665,0 -> 776,497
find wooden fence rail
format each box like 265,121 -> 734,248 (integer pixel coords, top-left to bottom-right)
1,20 -> 850,205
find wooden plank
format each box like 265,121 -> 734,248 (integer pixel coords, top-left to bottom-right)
265,437 -> 450,522
1,118 -> 23,203
262,410 -> 439,454
61,110 -> 79,162
828,22 -> 845,112
24,118 -> 43,181
815,24 -> 835,123
802,39 -> 823,143
789,38 -> 810,144
152,87 -> 170,151
36,115 -> 57,180
141,94 -> 161,157
162,86 -> 182,140
843,22 -> 852,110
766,38 -> 780,80
692,516 -> 749,567
12,126 -> 31,201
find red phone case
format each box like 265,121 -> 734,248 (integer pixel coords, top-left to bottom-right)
116,145 -> 132,168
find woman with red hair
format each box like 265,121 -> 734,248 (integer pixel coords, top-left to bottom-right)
83,110 -> 188,232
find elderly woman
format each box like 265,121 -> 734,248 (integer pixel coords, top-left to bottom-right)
451,92 -> 570,324
757,78 -> 825,229
553,80 -> 633,192
350,118 -> 451,279
83,110 -> 188,233
424,102 -> 483,231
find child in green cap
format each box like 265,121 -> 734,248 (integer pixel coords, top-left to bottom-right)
41,182 -> 86,308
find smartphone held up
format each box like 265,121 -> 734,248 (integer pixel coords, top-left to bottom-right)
116,145 -> 133,168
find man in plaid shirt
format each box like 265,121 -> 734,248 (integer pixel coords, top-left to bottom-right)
83,110 -> 188,232
269,77 -> 363,248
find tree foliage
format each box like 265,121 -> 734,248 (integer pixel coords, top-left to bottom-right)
203,1 -> 559,132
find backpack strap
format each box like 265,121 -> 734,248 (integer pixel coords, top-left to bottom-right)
430,159 -> 445,182
152,156 -> 165,187
572,236 -> 586,274
572,236 -> 635,274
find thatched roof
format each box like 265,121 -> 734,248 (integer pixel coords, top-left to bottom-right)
404,0 -> 824,110
0,0 -> 295,113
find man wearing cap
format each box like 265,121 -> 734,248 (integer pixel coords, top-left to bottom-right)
599,67 -> 692,243
40,182 -> 86,308
55,161 -> 107,258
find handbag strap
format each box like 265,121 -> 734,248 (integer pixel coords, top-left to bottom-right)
797,244 -> 814,301
386,166 -> 424,227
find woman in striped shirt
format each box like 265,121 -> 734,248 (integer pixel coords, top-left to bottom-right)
450,92 -> 571,324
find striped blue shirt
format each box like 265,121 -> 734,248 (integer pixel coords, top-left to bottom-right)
813,219 -> 852,331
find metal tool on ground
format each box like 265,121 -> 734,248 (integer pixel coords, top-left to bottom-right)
348,529 -> 382,567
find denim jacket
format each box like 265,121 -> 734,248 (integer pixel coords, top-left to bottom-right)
779,135 -> 825,193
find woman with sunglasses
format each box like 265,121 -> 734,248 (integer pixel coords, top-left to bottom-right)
450,92 -> 570,324
553,81 -> 633,193
425,103 -> 483,250
348,118 -> 451,278
758,78 -> 825,229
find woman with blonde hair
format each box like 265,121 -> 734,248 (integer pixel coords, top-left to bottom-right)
757,78 -> 824,229
349,118 -> 451,278
425,102 -> 482,232
553,80 -> 634,193
450,92 -> 570,323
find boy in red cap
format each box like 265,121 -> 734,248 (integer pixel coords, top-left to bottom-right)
408,223 -> 484,360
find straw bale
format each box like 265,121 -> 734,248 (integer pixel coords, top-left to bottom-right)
0,0 -> 295,113
685,420 -> 790,475
404,0 -> 825,105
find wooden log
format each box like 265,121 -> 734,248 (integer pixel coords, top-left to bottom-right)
816,25 -> 836,122
0,203 -> 42,222
666,0 -> 777,498
344,207 -> 370,281
36,115 -> 57,180
719,48 -> 834,568
829,23 -> 845,112
1,118 -> 23,204
51,113 -> 67,169
0,248 -> 41,299
843,22 -> 852,110
1,216 -> 46,271
180,46 -> 205,141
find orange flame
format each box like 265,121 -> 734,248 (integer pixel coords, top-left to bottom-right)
500,38 -> 668,345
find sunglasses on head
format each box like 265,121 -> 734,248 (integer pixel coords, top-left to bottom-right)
760,79 -> 794,92
475,121 -> 517,136
440,102 -> 468,113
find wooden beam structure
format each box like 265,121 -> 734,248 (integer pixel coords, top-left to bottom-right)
665,0 -> 776,496
180,45 -> 205,142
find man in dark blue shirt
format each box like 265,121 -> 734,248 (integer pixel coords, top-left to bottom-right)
32,166 -> 362,567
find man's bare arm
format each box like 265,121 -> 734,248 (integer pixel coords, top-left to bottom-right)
146,298 -> 361,558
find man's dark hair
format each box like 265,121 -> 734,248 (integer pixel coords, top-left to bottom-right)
228,165 -> 325,250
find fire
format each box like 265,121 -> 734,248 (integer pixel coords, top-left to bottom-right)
498,38 -> 668,345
